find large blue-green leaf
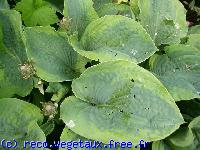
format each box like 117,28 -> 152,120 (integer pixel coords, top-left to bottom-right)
61,60 -> 183,144
150,44 -> 200,101
24,26 -> 88,82
64,0 -> 98,37
0,10 -> 33,98
0,98 -> 45,149
138,0 -> 188,46
71,15 -> 158,64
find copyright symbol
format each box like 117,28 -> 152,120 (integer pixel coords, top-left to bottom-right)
0,131 -> 18,149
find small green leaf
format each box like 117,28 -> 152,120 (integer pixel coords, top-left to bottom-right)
40,120 -> 55,136
129,0 -> 140,18
71,15 -> 158,64
46,82 -> 70,102
64,0 -> 98,37
0,10 -> 33,98
138,0 -> 188,46
61,60 -> 183,144
15,0 -> 59,26
150,44 -> 200,101
0,98 -> 45,149
24,26 -> 88,82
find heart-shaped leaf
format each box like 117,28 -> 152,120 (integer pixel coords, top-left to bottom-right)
71,15 -> 158,64
61,60 -> 183,144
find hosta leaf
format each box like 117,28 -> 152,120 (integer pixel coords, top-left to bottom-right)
189,116 -> 200,150
97,3 -> 135,19
93,0 -> 113,10
0,98 -> 45,149
60,127 -> 131,150
63,0 -> 98,37
15,0 -> 58,26
158,116 -> 200,150
152,141 -> 171,150
24,26 -> 88,82
0,10 -> 33,98
60,127 -> 80,141
187,34 -> 200,50
175,116 -> 200,150
61,60 -> 183,144
138,0 -> 188,46
40,120 -> 55,136
71,15 -> 158,64
188,25 -> 200,35
0,0 -> 9,9
166,127 -> 194,148
150,45 -> 200,101
60,127 -> 88,150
